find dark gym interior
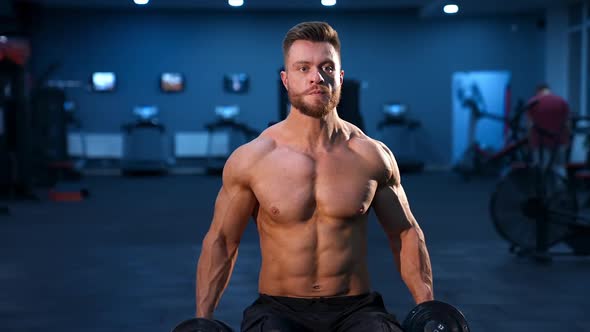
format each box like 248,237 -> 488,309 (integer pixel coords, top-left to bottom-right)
1,0 -> 589,331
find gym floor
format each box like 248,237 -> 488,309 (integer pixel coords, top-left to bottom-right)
1,171 -> 589,332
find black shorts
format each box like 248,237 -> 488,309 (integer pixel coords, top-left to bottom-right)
240,291 -> 403,332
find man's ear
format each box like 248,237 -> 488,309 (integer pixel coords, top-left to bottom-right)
340,70 -> 344,85
280,70 -> 288,91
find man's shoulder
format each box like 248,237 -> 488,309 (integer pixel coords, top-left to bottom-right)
347,128 -> 392,162
348,131 -> 395,182
223,130 -> 278,181
229,134 -> 277,166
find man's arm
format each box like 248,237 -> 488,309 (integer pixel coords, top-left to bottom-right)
196,145 -> 258,318
371,143 -> 434,304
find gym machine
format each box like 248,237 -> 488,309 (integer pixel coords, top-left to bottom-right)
121,106 -> 170,175
377,103 -> 425,173
204,105 -> 259,174
0,37 -> 36,201
490,124 -> 590,261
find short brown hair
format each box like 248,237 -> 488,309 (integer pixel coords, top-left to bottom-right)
536,82 -> 550,93
282,21 -> 341,62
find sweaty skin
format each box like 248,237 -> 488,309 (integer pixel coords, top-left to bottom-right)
196,40 -> 433,319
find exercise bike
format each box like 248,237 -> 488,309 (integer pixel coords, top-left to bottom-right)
454,99 -> 530,180
489,125 -> 590,260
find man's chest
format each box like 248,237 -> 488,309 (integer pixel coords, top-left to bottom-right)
250,149 -> 380,221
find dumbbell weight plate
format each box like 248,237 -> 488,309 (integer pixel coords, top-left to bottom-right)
172,318 -> 233,332
402,300 -> 469,332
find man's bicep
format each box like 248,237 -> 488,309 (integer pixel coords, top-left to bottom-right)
372,183 -> 415,240
207,150 -> 258,244
209,183 -> 257,243
373,140 -> 415,237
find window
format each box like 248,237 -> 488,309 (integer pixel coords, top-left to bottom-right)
569,31 -> 582,113
568,1 -> 590,115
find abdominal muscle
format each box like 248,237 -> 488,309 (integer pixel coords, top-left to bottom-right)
256,215 -> 371,298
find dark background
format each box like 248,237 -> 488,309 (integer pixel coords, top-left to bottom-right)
1,1 -> 589,331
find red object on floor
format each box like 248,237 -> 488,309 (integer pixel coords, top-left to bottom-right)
48,161 -> 74,169
48,190 -> 85,202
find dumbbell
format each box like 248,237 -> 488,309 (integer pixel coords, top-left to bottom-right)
402,300 -> 470,332
171,318 -> 234,332
173,300 -> 469,332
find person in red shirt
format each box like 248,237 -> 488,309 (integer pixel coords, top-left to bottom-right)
526,83 -> 571,173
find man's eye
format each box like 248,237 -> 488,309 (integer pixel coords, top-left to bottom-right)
323,66 -> 334,73
299,67 -> 308,72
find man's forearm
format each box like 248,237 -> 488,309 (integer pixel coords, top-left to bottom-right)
399,227 -> 434,304
196,233 -> 239,318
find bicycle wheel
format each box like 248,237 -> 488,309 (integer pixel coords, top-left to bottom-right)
489,166 -> 577,250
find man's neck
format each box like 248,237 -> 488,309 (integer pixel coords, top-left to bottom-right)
285,108 -> 347,151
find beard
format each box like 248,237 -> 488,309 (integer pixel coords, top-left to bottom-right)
288,85 -> 341,118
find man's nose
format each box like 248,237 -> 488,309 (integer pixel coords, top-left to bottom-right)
310,69 -> 325,84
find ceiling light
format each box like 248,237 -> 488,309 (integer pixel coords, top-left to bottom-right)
443,4 -> 459,14
133,0 -> 149,5
321,0 -> 336,6
228,0 -> 244,7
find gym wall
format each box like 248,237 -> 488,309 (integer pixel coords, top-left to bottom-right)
544,7 -> 568,99
29,9 -> 545,166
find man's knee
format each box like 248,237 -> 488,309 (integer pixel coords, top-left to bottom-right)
338,312 -> 403,332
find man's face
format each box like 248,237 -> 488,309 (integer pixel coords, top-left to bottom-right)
281,40 -> 344,118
